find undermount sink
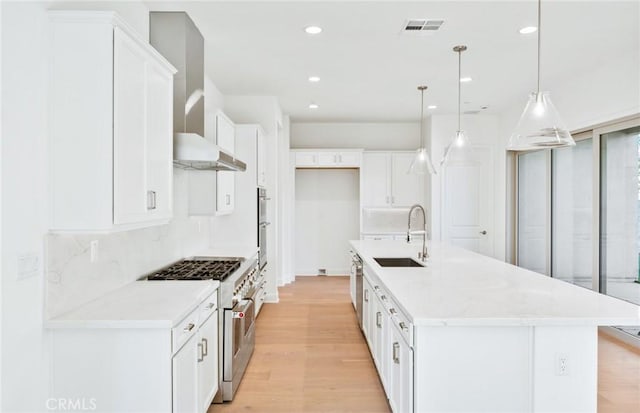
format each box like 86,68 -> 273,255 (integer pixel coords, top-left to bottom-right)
374,257 -> 425,267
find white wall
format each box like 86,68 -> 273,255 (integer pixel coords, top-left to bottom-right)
295,169 -> 360,275
291,122 -> 419,150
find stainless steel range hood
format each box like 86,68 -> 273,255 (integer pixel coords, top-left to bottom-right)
150,12 -> 246,172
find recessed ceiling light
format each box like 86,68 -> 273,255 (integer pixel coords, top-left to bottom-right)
304,26 -> 322,35
308,76 -> 321,83
427,105 -> 437,109
309,103 -> 319,109
460,77 -> 472,83
519,26 -> 537,34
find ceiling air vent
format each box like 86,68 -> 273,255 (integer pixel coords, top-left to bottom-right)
401,19 -> 444,34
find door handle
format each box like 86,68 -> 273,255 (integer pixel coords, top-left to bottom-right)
197,342 -> 204,362
202,338 -> 208,357
480,230 -> 487,235
376,312 -> 382,328
226,194 -> 231,205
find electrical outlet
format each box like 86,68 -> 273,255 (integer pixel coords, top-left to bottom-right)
556,354 -> 569,376
90,240 -> 99,263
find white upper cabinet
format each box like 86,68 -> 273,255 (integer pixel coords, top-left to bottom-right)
294,149 -> 362,168
49,12 -> 176,232
362,152 -> 425,208
215,112 -> 235,153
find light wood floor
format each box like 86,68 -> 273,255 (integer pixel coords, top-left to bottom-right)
211,276 -> 640,413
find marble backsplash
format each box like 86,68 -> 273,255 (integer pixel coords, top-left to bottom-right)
45,168 -> 211,319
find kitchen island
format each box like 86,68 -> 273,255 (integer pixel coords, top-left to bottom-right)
350,240 -> 640,413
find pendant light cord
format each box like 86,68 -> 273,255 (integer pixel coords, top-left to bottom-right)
457,49 -> 461,132
420,88 -> 424,148
537,0 -> 541,94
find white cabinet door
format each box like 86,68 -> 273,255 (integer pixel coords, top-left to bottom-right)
145,59 -> 174,220
317,152 -> 338,166
389,325 -> 413,413
216,171 -> 235,214
113,27 -> 147,225
295,152 -> 318,167
216,113 -> 235,153
391,153 -> 424,207
362,277 -> 372,347
362,153 -> 391,207
198,311 -> 219,412
172,334 -> 198,413
336,152 -> 361,167
257,129 -> 267,187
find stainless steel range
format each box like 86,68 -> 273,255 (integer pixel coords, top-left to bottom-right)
147,256 -> 259,402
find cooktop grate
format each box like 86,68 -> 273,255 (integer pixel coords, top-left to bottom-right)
147,259 -> 242,281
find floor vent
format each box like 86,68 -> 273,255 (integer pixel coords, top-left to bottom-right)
401,19 -> 444,34
318,269 -> 327,276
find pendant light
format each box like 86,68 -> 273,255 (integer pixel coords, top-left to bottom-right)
409,85 -> 437,175
508,0 -> 575,150
441,45 -> 469,167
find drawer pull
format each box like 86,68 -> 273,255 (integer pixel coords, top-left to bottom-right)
392,342 -> 400,364
197,342 -> 204,362
399,321 -> 408,331
389,308 -> 397,315
364,289 -> 369,302
202,338 -> 208,357
206,302 -> 215,310
376,312 -> 382,328
183,323 -> 195,332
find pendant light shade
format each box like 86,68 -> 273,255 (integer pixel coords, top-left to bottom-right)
440,45 -> 469,168
508,0 -> 575,150
409,85 -> 436,175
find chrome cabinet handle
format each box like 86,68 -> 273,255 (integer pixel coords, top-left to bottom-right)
393,342 -> 400,364
202,338 -> 208,357
197,342 -> 204,362
381,295 -> 387,301
226,194 -> 231,205
206,302 -> 215,310
480,230 -> 487,235
389,308 -> 397,315
374,286 -> 380,291
376,312 -> 382,328
364,289 -> 369,302
147,190 -> 157,210
183,323 -> 195,332
399,321 -> 408,331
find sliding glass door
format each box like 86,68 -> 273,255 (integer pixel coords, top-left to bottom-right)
600,126 -> 640,306
515,117 -> 640,339
552,139 -> 593,288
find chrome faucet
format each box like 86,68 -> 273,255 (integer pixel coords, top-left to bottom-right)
407,204 -> 428,262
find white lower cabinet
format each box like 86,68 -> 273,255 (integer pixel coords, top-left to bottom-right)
363,269 -> 414,413
389,319 -> 413,413
173,333 -> 199,413
51,290 -> 218,413
198,310 -> 219,412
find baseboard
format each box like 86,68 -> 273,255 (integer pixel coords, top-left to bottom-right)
599,326 -> 640,350
295,268 -> 349,276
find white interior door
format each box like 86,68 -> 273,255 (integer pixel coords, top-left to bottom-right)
442,146 -> 494,256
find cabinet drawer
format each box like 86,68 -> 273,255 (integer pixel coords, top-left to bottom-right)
199,291 -> 218,322
388,299 -> 413,347
172,308 -> 199,354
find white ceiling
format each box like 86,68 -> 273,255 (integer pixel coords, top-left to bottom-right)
145,1 -> 639,122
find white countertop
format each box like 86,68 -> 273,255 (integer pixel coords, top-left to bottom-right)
46,280 -> 218,329
350,240 -> 640,327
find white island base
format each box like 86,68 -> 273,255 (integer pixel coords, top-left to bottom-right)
350,240 -> 640,413
414,325 -> 596,412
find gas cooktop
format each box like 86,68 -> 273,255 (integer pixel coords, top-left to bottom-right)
147,257 -> 244,281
